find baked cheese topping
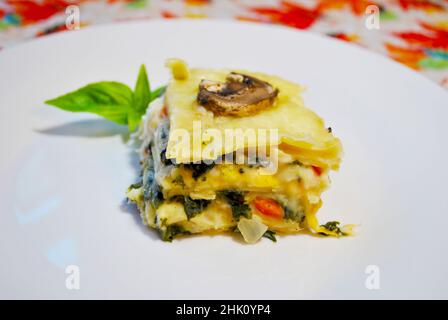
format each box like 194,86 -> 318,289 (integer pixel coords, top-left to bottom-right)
165,66 -> 342,169
127,59 -> 353,243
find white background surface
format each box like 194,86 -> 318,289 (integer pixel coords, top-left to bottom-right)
0,20 -> 447,299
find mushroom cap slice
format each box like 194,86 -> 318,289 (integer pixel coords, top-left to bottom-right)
197,72 -> 279,117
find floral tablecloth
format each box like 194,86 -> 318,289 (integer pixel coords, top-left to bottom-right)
1,0 -> 447,88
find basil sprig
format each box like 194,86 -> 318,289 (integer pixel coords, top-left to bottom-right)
45,65 -> 166,131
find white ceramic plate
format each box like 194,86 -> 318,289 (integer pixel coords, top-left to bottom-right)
1,20 -> 447,299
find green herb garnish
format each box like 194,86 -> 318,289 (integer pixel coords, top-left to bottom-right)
282,205 -> 305,223
182,197 -> 211,220
263,230 -> 277,242
128,181 -> 143,190
172,175 -> 185,187
170,195 -> 210,220
183,162 -> 215,180
145,182 -> 164,209
161,225 -> 188,242
319,221 -> 346,236
45,65 -> 166,132
143,157 -> 164,208
219,190 -> 251,220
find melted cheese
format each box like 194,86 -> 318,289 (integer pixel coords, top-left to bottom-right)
165,62 -> 342,169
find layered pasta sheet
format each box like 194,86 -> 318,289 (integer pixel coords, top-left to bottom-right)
127,60 -> 350,243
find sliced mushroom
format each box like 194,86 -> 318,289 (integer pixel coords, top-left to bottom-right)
197,72 -> 279,117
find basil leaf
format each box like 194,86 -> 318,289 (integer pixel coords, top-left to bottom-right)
45,81 -> 133,125
150,85 -> 167,101
45,65 -> 165,132
127,109 -> 143,132
133,64 -> 151,113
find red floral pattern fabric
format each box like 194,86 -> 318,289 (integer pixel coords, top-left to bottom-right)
0,0 -> 447,88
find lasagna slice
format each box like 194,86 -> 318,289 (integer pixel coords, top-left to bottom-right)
127,59 -> 353,243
